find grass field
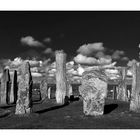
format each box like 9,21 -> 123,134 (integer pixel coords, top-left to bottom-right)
0,97 -> 140,129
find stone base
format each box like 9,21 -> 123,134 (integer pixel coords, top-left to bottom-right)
83,99 -> 105,116
15,103 -> 31,115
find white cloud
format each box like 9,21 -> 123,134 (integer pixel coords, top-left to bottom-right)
0,59 -> 11,67
21,36 -> 45,47
121,56 -> 129,61
105,69 -> 119,74
42,59 -> 51,66
43,48 -> 53,54
99,57 -> 112,65
10,57 -> 23,67
112,50 -> 125,60
43,37 -> 52,43
77,42 -> 105,56
74,54 -> 97,65
28,60 -> 41,67
127,69 -> 133,76
95,51 -> 105,58
75,42 -> 129,66
74,54 -> 112,65
138,44 -> 140,49
31,72 -> 42,77
127,59 -> 137,67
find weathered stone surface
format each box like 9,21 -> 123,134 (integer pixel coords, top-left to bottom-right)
66,83 -> 73,98
15,61 -> 33,115
10,70 -> 18,104
51,85 -> 56,99
48,87 -> 51,99
117,67 -> 128,102
130,62 -> 140,112
79,70 -> 108,116
55,50 -> 67,104
40,79 -> 48,101
0,69 -> 11,105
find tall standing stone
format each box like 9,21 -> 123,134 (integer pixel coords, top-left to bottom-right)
15,61 -> 33,115
0,68 -> 11,105
55,50 -> 67,104
117,67 -> 128,102
130,62 -> 140,112
6,69 -> 11,104
40,79 -> 48,101
10,70 -> 18,104
79,70 -> 108,116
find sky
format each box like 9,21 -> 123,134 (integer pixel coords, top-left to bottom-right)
0,11 -> 140,66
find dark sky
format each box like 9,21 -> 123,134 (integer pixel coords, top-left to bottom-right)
0,11 -> 140,64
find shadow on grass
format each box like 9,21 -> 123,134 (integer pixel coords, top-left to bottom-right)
69,95 -> 80,102
35,104 -> 68,114
104,104 -> 118,114
0,110 -> 11,118
0,105 -> 15,109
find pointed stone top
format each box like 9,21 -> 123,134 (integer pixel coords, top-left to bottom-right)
19,61 -> 31,75
82,69 -> 108,82
55,50 -> 65,55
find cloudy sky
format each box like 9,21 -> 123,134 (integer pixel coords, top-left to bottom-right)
0,11 -> 140,66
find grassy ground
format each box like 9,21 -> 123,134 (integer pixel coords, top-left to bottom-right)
0,97 -> 140,129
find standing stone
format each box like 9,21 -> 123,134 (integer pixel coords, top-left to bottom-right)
15,61 -> 33,115
130,62 -> 140,112
67,83 -> 73,98
40,79 -> 48,101
117,67 -> 128,102
48,87 -> 51,99
51,85 -> 56,99
79,70 -> 108,116
0,69 -> 11,105
6,69 -> 11,104
113,86 -> 118,100
10,70 -> 18,104
55,50 -> 67,104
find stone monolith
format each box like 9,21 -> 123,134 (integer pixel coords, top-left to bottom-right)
10,70 -> 18,104
48,87 -> 51,99
79,70 -> 108,116
0,68 -> 11,105
130,62 -> 140,112
55,50 -> 67,104
40,79 -> 48,101
15,61 -> 33,115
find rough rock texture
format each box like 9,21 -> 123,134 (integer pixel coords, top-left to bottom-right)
0,69 -> 11,105
117,67 -> 128,102
47,86 -> 56,99
79,70 -> 108,116
66,82 -> 73,98
55,50 -> 67,104
48,87 -> 51,99
10,70 -> 18,104
40,79 -> 48,101
130,62 -> 140,113
50,85 -> 56,99
15,61 -> 33,115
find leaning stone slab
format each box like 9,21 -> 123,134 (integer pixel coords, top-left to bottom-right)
40,79 -> 48,101
0,69 -> 11,105
130,62 -> 140,112
15,61 -> 33,115
117,67 -> 128,102
79,70 -> 108,116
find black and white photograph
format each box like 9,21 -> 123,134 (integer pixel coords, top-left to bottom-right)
0,2 -> 140,136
